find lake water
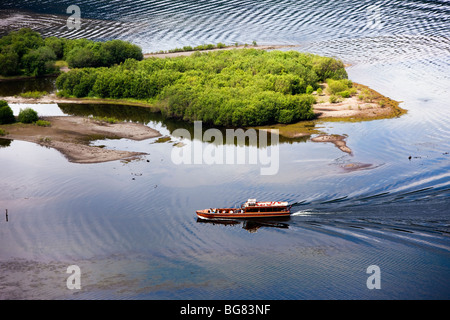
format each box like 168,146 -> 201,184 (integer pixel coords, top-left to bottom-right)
0,0 -> 449,300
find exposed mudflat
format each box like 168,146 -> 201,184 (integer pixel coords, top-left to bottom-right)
1,116 -> 161,163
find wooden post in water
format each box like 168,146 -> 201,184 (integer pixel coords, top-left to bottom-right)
5,209 -> 8,222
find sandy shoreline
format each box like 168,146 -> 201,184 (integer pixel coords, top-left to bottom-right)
143,44 -> 299,59
0,116 -> 161,163
312,82 -> 405,121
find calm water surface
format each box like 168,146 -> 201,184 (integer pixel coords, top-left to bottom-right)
0,0 -> 449,299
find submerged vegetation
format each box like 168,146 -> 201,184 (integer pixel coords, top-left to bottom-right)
0,28 -> 143,77
56,49 -> 348,126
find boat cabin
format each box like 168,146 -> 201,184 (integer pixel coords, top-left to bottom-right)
242,199 -> 289,212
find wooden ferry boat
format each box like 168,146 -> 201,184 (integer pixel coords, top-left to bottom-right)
196,199 -> 291,220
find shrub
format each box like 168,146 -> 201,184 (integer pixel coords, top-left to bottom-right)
316,87 -> 323,95
0,128 -> 6,136
18,108 -> 38,123
56,68 -> 100,97
21,46 -> 57,76
65,39 -> 143,68
312,56 -> 347,81
358,88 -> 375,102
0,100 -> 15,124
329,95 -> 340,103
278,109 -> 295,124
326,79 -> 352,95
19,91 -> 48,99
101,39 -> 143,64
306,85 -> 314,94
337,90 -> 350,98
35,120 -> 51,127
56,90 -> 71,98
0,47 -> 20,76
44,36 -> 65,59
66,46 -> 100,68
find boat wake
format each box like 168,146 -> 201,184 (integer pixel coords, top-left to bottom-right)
291,210 -> 316,217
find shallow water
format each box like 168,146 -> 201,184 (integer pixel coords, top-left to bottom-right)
0,0 -> 449,300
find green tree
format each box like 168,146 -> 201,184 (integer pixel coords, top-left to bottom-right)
66,46 -> 100,68
22,46 -> 57,76
101,39 -> 143,65
312,55 -> 347,81
0,100 -> 16,124
44,36 -> 65,59
0,46 -> 20,76
0,28 -> 47,76
17,107 -> 38,123
0,28 -> 44,59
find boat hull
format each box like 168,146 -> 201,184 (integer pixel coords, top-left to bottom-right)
196,209 -> 291,220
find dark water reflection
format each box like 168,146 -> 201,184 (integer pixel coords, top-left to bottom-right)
58,102 -> 311,146
196,217 -> 290,233
0,77 -> 56,96
0,138 -> 12,148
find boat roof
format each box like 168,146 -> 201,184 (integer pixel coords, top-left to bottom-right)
243,199 -> 288,207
